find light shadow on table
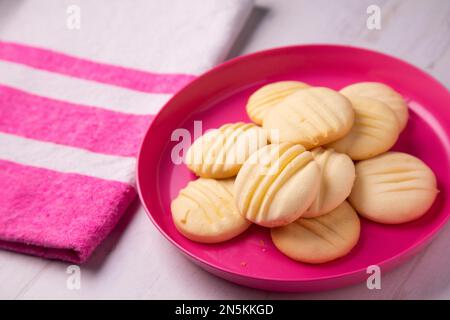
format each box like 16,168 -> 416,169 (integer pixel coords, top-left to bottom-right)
0,0 -> 25,30
226,6 -> 269,59
81,198 -> 141,271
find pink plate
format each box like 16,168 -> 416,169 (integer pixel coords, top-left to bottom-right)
136,45 -> 450,292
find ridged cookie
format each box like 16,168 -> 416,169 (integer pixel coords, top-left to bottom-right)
234,143 -> 320,227
262,87 -> 354,149
304,148 -> 355,218
171,178 -> 251,243
349,152 -> 439,224
326,96 -> 400,160
246,81 -> 310,125
271,201 -> 360,264
340,82 -> 408,131
185,122 -> 268,178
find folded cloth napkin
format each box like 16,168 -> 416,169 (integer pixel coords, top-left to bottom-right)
0,0 -> 253,263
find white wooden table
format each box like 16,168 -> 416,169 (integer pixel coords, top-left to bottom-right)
1,0 -> 449,299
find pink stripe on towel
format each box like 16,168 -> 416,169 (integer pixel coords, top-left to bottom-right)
0,84 -> 152,157
0,159 -> 136,263
0,41 -> 196,93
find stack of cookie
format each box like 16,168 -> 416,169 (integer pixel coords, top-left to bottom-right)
171,81 -> 439,264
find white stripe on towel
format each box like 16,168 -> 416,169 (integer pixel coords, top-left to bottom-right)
0,132 -> 136,185
0,60 -> 171,115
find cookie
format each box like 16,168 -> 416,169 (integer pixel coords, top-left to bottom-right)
326,96 -> 400,160
349,152 -> 439,224
246,81 -> 310,125
271,201 -> 360,264
303,147 -> 355,218
185,122 -> 268,179
340,82 -> 408,131
234,143 -> 320,227
171,178 -> 251,243
262,87 -> 354,149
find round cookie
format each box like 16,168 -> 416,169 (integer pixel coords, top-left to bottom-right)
340,82 -> 408,131
234,143 -> 320,227
304,147 -> 355,218
171,178 -> 251,243
271,201 -> 360,264
326,96 -> 400,160
349,152 -> 439,224
185,122 -> 268,179
246,81 -> 310,125
262,87 -> 354,149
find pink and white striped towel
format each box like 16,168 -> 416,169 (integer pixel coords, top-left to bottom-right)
0,0 -> 253,263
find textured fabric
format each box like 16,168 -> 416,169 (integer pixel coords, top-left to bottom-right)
0,41 -> 196,93
0,0 -> 253,263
